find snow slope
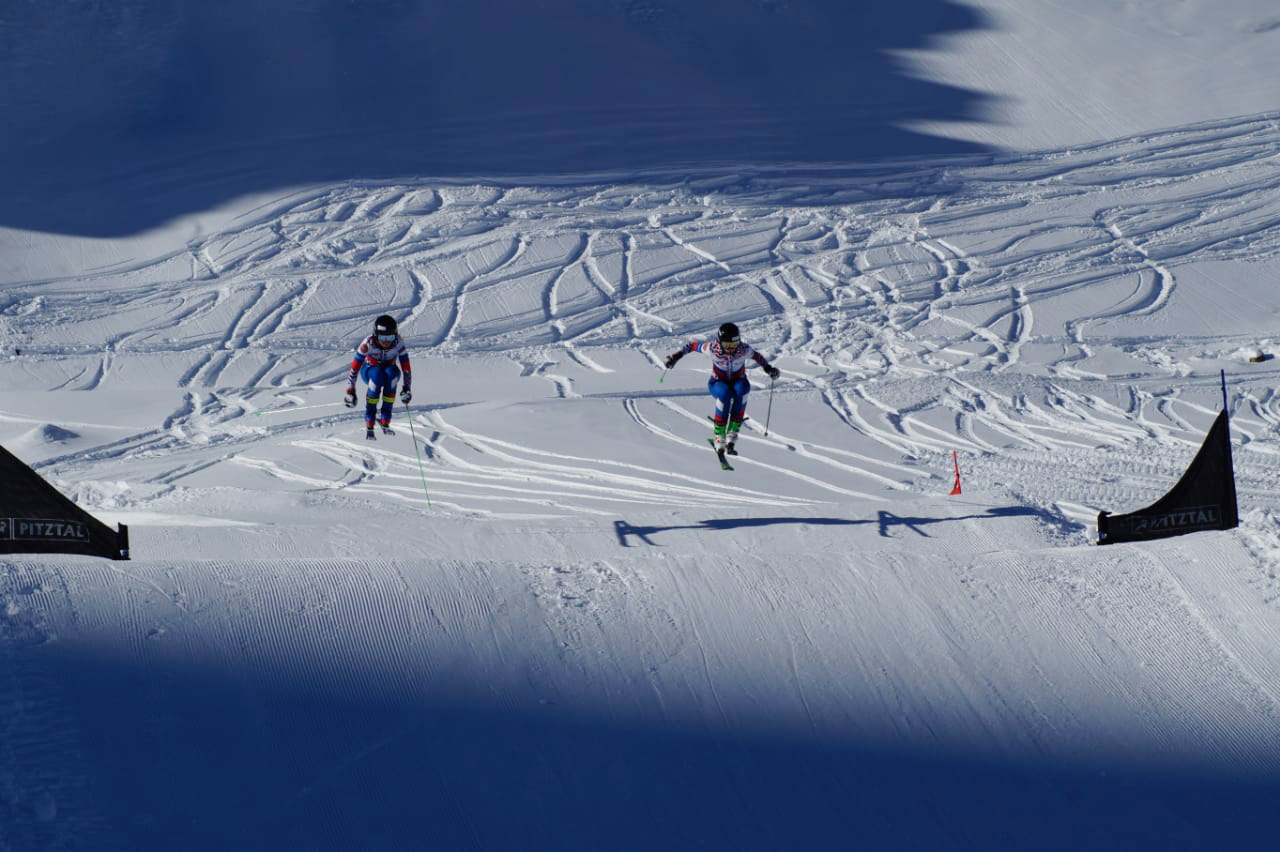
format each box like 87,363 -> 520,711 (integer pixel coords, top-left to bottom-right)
4,2 -> 1280,850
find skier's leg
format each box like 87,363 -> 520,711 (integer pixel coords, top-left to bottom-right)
727,378 -> 751,448
379,365 -> 401,427
708,378 -> 732,448
360,365 -> 380,430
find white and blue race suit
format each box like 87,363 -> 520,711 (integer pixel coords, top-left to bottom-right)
346,335 -> 412,428
677,339 -> 774,428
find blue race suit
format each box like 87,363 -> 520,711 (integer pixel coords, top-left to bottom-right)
347,335 -> 411,428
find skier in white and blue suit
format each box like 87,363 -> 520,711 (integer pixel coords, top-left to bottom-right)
344,314 -> 412,439
665,322 -> 780,455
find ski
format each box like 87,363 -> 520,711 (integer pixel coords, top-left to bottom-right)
707,437 -> 733,470
706,416 -> 741,456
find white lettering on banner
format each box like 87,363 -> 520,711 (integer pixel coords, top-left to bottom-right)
1125,506 -> 1220,535
6,518 -> 91,542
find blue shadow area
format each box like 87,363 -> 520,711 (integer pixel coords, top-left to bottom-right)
614,506 -> 1057,546
0,0 -> 996,236
7,642 -> 1279,850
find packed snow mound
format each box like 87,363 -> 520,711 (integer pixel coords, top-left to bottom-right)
37,424 -> 79,444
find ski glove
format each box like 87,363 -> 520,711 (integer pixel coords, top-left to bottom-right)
344,388 -> 357,408
400,389 -> 412,405
766,366 -> 780,380
664,352 -> 683,369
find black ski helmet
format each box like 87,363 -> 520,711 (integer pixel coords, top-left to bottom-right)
374,315 -> 398,337
717,322 -> 740,343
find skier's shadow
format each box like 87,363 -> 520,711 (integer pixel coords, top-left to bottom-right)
614,506 -> 1050,547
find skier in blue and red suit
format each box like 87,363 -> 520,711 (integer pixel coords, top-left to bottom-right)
665,322 -> 780,455
344,314 -> 412,439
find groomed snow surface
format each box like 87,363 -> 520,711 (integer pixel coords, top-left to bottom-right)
5,2 -> 1280,849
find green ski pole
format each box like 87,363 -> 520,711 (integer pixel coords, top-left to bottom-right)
403,401 -> 433,509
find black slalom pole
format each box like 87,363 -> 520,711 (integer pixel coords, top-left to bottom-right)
764,376 -> 776,436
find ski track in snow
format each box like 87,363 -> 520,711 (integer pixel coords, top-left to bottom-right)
5,113 -> 1280,522
5,107 -> 1280,849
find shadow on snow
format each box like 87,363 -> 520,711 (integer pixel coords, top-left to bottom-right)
614,505 -> 1050,546
5,623 -> 1278,851
0,0 -> 998,236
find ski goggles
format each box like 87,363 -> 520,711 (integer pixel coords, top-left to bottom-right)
720,338 -> 740,350
376,333 -> 397,343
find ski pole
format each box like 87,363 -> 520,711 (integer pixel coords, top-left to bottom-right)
764,376 -> 776,436
403,401 -> 433,509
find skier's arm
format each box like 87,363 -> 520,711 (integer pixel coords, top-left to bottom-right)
344,340 -> 367,406
398,351 -> 412,391
664,341 -> 701,369
399,350 -> 413,403
752,349 -> 780,379
344,346 -> 362,406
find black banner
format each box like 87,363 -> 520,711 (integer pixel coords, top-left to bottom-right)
0,444 -> 130,560
1098,409 -> 1238,545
